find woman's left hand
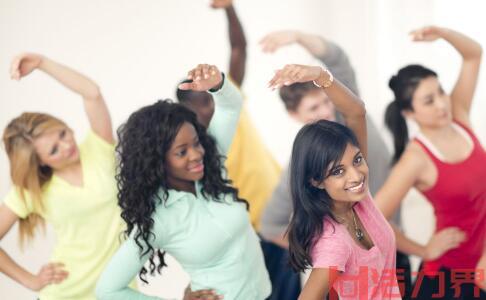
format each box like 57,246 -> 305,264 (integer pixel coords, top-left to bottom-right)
10,53 -> 44,80
268,64 -> 321,89
179,64 -> 223,92
476,253 -> 486,291
409,26 -> 443,42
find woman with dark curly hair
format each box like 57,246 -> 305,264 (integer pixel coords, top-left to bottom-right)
96,64 -> 271,300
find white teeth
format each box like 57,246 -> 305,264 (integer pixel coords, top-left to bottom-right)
347,181 -> 364,192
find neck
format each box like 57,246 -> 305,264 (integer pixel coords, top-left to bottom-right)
54,160 -> 82,176
167,179 -> 196,195
332,201 -> 354,219
419,123 -> 455,140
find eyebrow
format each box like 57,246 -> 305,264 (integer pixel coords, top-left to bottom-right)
172,136 -> 199,150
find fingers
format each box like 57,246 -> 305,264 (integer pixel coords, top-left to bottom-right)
190,289 -> 223,299
259,31 -> 295,53
259,35 -> 277,53
10,56 -> 22,80
268,64 -> 301,89
40,262 -> 69,285
181,64 -> 221,92
438,227 -> 466,250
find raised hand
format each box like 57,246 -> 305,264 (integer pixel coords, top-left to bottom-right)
179,64 -> 223,92
409,26 -> 443,42
183,286 -> 224,300
424,227 -> 466,261
210,0 -> 232,9
10,53 -> 44,80
268,64 -> 322,90
259,30 -> 300,53
26,262 -> 69,291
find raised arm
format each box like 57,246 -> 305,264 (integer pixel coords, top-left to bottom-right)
410,26 -> 482,126
179,64 -> 243,155
211,0 -> 247,86
10,53 -> 114,143
260,31 -> 360,95
269,64 -> 367,158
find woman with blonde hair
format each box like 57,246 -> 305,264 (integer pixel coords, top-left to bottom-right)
0,53 -> 127,299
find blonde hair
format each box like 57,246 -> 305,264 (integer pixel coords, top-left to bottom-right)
3,112 -> 67,244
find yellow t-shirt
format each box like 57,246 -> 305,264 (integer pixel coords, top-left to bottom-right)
3,131 -> 128,300
225,108 -> 281,230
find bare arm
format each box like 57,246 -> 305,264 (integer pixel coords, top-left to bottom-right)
211,0 -> 247,86
376,145 -> 466,260
260,30 -> 326,57
10,53 -> 114,144
268,65 -> 367,158
410,26 -> 482,126
298,268 -> 339,300
0,204 -> 67,291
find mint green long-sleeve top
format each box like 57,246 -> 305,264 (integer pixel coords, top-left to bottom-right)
95,78 -> 271,300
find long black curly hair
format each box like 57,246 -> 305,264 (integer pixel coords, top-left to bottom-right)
116,99 -> 247,283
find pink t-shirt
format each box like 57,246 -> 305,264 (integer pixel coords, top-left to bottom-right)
311,194 -> 401,300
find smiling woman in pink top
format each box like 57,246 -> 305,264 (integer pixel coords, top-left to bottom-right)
268,64 -> 401,300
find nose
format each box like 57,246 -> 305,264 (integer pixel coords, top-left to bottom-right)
60,140 -> 71,153
347,166 -> 362,183
435,95 -> 448,110
188,146 -> 203,162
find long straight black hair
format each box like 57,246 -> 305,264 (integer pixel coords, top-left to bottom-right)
287,119 -> 360,272
385,64 -> 437,164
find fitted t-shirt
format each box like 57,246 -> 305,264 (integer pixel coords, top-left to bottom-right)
3,130 -> 127,300
311,194 -> 400,300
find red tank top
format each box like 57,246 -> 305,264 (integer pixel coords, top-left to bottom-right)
414,121 -> 486,273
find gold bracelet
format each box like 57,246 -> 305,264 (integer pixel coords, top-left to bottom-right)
313,68 -> 334,89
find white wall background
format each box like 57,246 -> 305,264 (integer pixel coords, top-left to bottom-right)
1,0 -> 485,299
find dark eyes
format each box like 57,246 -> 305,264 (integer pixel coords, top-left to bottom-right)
330,168 -> 344,176
354,155 -> 363,165
175,140 -> 201,157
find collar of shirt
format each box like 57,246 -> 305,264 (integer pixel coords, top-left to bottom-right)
163,181 -> 204,207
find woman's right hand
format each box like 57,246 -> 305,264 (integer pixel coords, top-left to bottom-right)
10,53 -> 44,80
25,262 -> 68,291
183,285 -> 223,300
424,227 -> 466,261
409,26 -> 444,42
268,64 -> 322,90
259,30 -> 300,53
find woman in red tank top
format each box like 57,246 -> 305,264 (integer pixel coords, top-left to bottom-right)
375,26 -> 486,299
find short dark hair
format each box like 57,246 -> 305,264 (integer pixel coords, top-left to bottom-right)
279,82 -> 320,111
176,79 -> 200,103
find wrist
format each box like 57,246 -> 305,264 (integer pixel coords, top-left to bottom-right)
37,56 -> 48,70
20,272 -> 36,290
209,72 -> 225,92
313,68 -> 333,89
421,245 -> 430,260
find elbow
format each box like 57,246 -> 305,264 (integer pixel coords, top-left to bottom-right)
84,85 -> 102,102
351,98 -> 367,118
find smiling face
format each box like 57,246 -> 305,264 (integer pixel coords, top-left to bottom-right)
33,126 -> 80,170
404,76 -> 452,129
165,122 -> 205,191
290,89 -> 337,124
313,143 -> 369,208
